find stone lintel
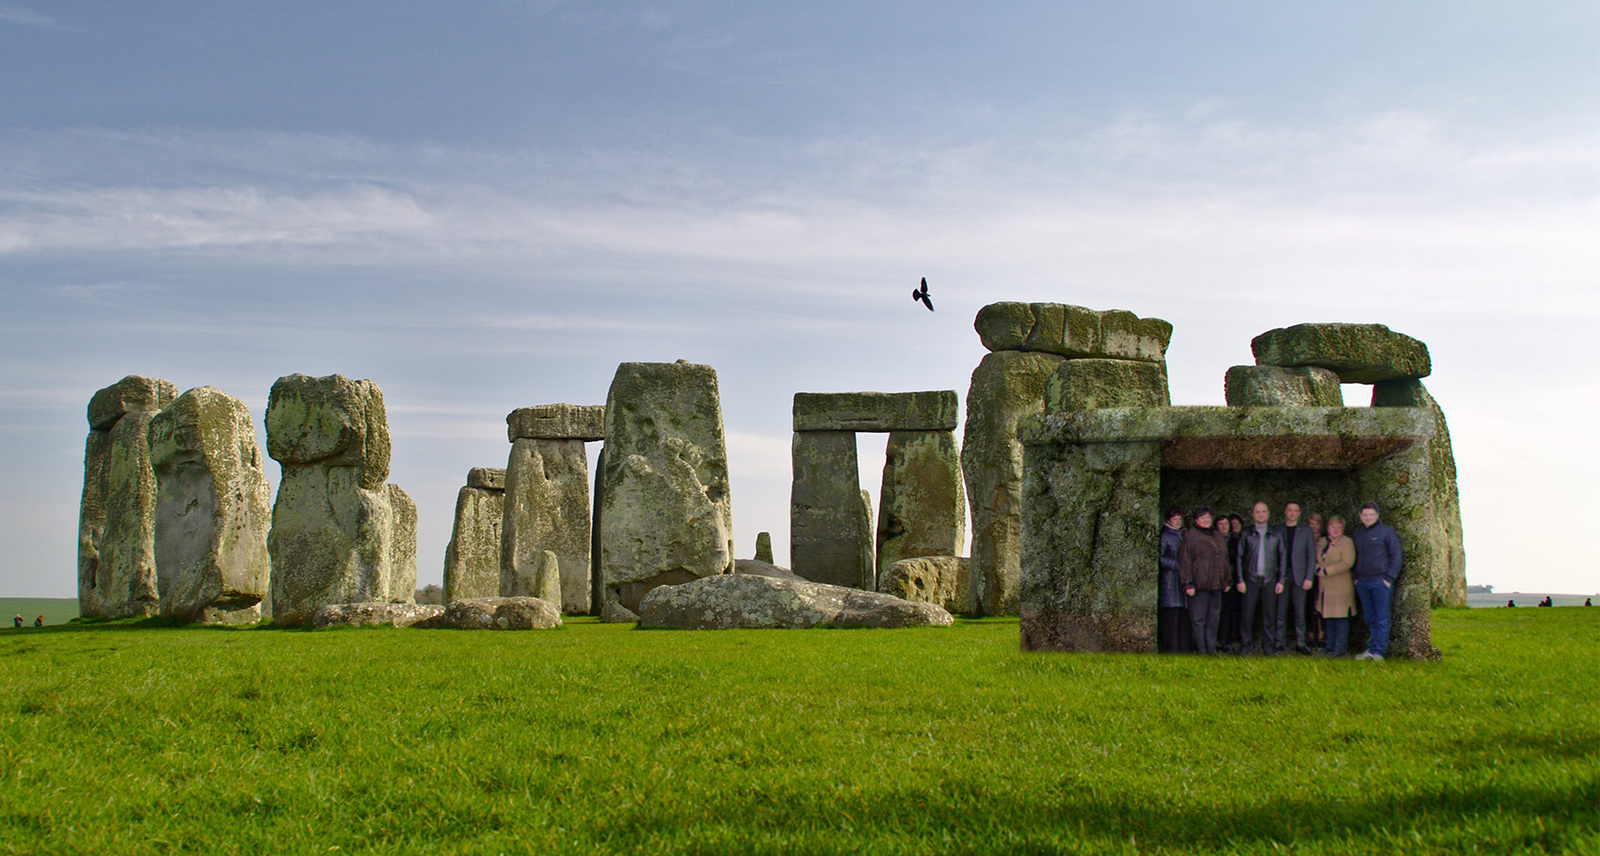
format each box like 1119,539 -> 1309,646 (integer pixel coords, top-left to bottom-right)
793,391 -> 958,432
466,467 -> 505,491
507,404 -> 605,442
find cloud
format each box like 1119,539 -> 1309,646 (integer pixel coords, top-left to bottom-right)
0,3 -> 54,27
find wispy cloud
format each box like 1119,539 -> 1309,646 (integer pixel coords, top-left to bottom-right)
0,3 -> 54,28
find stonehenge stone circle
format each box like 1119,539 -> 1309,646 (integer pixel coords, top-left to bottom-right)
264,374 -> 414,624
875,429 -> 965,580
879,556 -> 971,614
754,531 -> 774,564
78,375 -> 176,619
443,468 -> 504,601
1252,323 -> 1431,384
1045,358 -> 1171,412
1224,365 -> 1343,407
598,361 -> 734,619
790,430 -> 875,588
503,405 -> 601,614
148,387 -> 272,624
975,302 -> 1172,362
637,573 -> 953,630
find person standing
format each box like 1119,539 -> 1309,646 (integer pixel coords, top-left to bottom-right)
1218,513 -> 1245,652
1351,502 -> 1402,661
1157,509 -> 1190,652
1275,501 -> 1317,655
1178,506 -> 1230,654
1305,512 -> 1326,649
1315,515 -> 1357,656
1235,501 -> 1287,655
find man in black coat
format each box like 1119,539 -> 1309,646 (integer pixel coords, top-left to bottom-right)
1275,501 -> 1318,654
1235,501 -> 1287,654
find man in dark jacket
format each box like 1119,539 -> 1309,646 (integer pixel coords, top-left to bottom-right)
1157,509 -> 1189,652
1274,501 -> 1318,654
1351,502 -> 1402,661
1235,501 -> 1286,655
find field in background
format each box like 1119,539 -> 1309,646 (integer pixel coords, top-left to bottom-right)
0,598 -> 78,627
0,609 -> 1595,854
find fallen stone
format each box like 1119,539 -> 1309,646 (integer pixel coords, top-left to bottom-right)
313,602 -> 445,628
1251,323 -> 1431,383
1045,358 -> 1171,412
790,430 -> 874,589
734,558 -> 805,581
148,387 -> 272,624
1372,379 -> 1467,607
427,597 -> 563,630
975,302 -> 1172,362
879,556 -> 971,614
792,391 -> 959,432
87,375 -> 177,431
466,467 -> 505,491
876,429 -> 964,581
443,477 -> 504,602
754,531 -> 774,564
502,437 -> 593,613
637,573 -> 953,630
506,404 -> 606,442
264,374 -> 391,488
78,410 -> 163,619
1224,365 -> 1344,407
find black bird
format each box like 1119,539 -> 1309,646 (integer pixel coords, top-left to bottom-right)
912,277 -> 934,311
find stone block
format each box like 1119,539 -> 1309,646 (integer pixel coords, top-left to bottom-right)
502,437 -> 592,613
599,361 -> 734,618
973,301 -> 1037,352
1251,323 -> 1431,383
506,404 -> 606,442
974,302 -> 1172,362
754,531 -> 774,564
792,391 -> 959,432
77,410 -> 163,619
148,387 -> 272,624
466,467 -> 505,491
1224,365 -> 1343,407
87,375 -> 177,431
1045,358 -> 1171,412
265,374 -> 390,488
1372,379 -> 1466,607
387,484 -> 418,605
790,431 -> 873,589
313,602 -> 444,628
879,556 -> 971,615
876,429 -> 965,580
637,574 -> 953,629
443,484 -> 503,602
429,597 -> 562,630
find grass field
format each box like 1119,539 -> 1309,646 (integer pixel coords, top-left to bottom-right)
0,609 -> 1594,855
0,599 -> 79,628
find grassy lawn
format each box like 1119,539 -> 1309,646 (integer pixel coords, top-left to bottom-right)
0,609 -> 1594,855
0,599 -> 79,629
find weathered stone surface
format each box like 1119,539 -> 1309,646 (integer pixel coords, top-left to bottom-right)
443,483 -> 503,602
975,302 -> 1172,362
1045,358 -> 1171,412
879,556 -> 971,614
734,558 -> 805,581
264,374 -> 390,488
78,411 -> 163,619
466,467 -> 505,491
87,375 -> 177,431
312,602 -> 444,628
599,361 -> 734,618
1224,365 -> 1343,407
427,597 -> 562,630
148,387 -> 272,624
790,431 -> 873,589
793,391 -> 959,432
502,437 -> 592,613
754,532 -> 774,564
637,574 -> 953,630
502,548 -> 562,607
962,351 -> 1064,617
1372,379 -> 1467,608
876,430 -> 964,582
1251,323 -> 1431,384
506,404 -> 606,442
387,484 -> 418,604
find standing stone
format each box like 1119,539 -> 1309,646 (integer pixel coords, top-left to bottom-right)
790,431 -> 873,589
502,436 -> 594,613
876,430 -> 965,580
962,351 -> 1063,616
442,468 -> 504,602
387,484 -> 418,605
1372,379 -> 1467,607
754,532 -> 774,564
265,374 -> 408,624
78,376 -> 176,619
1224,365 -> 1343,407
1045,358 -> 1171,412
1252,323 -> 1431,384
148,387 -> 272,624
599,361 -> 734,618
533,549 -> 563,608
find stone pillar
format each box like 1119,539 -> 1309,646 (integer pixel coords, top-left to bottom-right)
387,484 -> 418,604
502,404 -> 604,614
78,375 -> 176,619
790,430 -> 873,588
1372,380 -> 1467,608
876,429 -> 964,583
265,373 -> 411,624
1356,425 -> 1441,660
599,361 -> 734,620
443,467 -> 504,602
148,386 -> 271,624
754,532 -> 774,564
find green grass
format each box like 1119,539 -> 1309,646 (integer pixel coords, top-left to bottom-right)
0,598 -> 78,628
0,610 -> 1594,855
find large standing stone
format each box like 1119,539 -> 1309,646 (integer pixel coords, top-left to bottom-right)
502,437 -> 593,613
961,351 -> 1063,616
1251,323 -> 1431,384
879,556 -> 971,614
790,431 -> 874,589
148,387 -> 272,624
1372,379 -> 1467,607
598,361 -> 734,618
792,391 -> 959,432
387,484 -> 418,604
1224,365 -> 1343,407
442,468 -> 504,602
974,302 -> 1172,362
1045,358 -> 1171,412
754,532 -> 774,564
78,376 -> 176,619
637,574 -> 953,630
265,374 -> 410,624
876,429 -> 965,580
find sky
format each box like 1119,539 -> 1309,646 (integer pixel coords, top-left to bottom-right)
1,1 -> 1596,598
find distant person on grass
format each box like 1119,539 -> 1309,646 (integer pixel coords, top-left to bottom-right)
33,616 -> 42,627
1157,508 -> 1190,653
1315,515 -> 1357,656
1275,501 -> 1317,655
1351,502 -> 1402,661
1178,506 -> 1230,654
1236,501 -> 1287,655
11,614 -> 20,628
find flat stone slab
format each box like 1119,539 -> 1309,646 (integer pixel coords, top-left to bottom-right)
1251,323 -> 1431,383
423,597 -> 563,630
507,404 -> 605,442
313,602 -> 445,628
793,391 -> 958,432
1225,365 -> 1343,407
637,574 -> 953,629
975,302 -> 1172,362
466,467 -> 505,491
88,375 -> 177,430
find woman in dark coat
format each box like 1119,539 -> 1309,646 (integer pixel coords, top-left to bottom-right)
1157,508 -> 1190,652
1177,506 -> 1230,654
1217,513 -> 1244,652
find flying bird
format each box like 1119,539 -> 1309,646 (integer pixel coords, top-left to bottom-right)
912,277 -> 934,311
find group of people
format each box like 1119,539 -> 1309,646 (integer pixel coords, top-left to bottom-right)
12,614 -> 43,628
1157,500 -> 1402,660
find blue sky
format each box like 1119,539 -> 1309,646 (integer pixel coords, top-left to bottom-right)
2,1 -> 1596,597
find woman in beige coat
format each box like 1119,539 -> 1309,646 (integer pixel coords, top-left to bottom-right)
1316,515 -> 1357,656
